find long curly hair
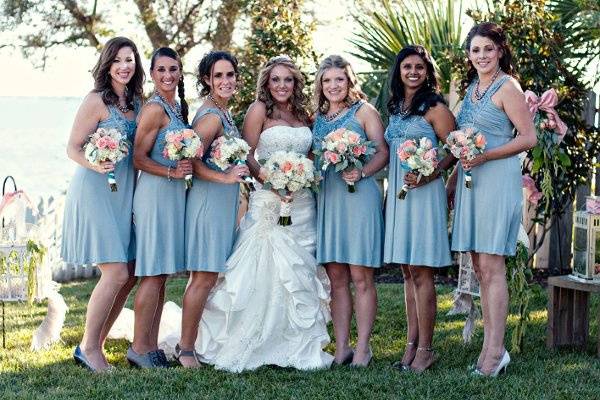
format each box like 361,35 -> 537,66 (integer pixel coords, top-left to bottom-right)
462,22 -> 516,90
387,45 -> 444,117
255,56 -> 311,124
150,47 -> 189,125
314,55 -> 367,114
196,51 -> 239,97
91,37 -> 145,110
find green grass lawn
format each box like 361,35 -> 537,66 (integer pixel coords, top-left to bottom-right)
1,278 -> 599,400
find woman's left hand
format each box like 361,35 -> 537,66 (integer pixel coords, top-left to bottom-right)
342,168 -> 362,183
461,152 -> 487,171
403,171 -> 429,188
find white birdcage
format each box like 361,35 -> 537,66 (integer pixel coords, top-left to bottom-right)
457,252 -> 480,296
572,210 -> 600,281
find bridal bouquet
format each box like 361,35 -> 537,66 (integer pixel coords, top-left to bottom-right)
446,127 -> 486,188
83,127 -> 130,192
208,135 -> 254,190
314,127 -> 376,193
260,151 -> 320,226
163,129 -> 204,189
396,137 -> 438,200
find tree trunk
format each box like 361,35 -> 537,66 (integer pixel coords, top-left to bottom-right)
133,0 -> 169,49
211,0 -> 245,50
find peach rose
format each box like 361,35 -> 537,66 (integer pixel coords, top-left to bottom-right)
324,151 -> 339,164
474,133 -> 486,148
281,161 -> 293,173
348,133 -> 360,144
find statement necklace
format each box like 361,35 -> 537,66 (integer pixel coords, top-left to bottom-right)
324,105 -> 347,122
117,102 -> 130,114
208,93 -> 234,126
398,99 -> 412,116
155,92 -> 183,122
474,67 -> 501,101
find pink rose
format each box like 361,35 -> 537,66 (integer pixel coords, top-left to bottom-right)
348,133 -> 360,144
454,133 -> 466,145
397,149 -> 410,161
324,151 -> 339,164
352,146 -> 364,156
166,133 -> 176,143
336,143 -> 347,153
281,161 -> 293,173
213,148 -> 222,159
297,163 -> 305,173
423,149 -> 437,160
522,175 -> 542,205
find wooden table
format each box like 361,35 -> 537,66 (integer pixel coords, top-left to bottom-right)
547,275 -> 600,356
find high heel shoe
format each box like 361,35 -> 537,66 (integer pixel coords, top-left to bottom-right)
472,350 -> 510,377
350,348 -> 372,368
332,349 -> 354,366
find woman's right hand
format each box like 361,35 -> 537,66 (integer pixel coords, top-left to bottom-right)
91,161 -> 115,174
224,164 -> 250,184
171,159 -> 193,179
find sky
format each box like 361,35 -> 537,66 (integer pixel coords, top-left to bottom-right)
0,0 -> 597,98
0,0 -> 360,98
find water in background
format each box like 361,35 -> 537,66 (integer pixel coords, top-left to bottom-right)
0,96 -> 81,202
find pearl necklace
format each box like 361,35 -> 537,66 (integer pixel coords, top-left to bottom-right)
155,92 -> 183,122
208,93 -> 234,127
324,105 -> 347,122
474,68 -> 501,101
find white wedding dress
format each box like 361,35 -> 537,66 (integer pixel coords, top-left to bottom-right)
195,125 -> 333,372
108,126 -> 333,371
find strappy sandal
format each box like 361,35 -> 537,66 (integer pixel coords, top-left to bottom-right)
392,341 -> 416,371
406,346 -> 437,373
175,344 -> 202,368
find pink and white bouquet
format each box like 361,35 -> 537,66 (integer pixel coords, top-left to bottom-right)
314,127 -> 376,193
446,127 -> 486,188
260,150 -> 320,226
163,128 -> 204,189
208,135 -> 254,190
396,137 -> 438,200
84,127 -> 130,192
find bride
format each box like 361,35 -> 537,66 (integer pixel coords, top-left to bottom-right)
195,56 -> 333,372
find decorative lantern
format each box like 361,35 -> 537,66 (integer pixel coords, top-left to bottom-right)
572,210 -> 600,281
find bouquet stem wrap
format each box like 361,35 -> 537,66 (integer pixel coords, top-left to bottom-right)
107,171 -> 117,192
279,199 -> 293,226
184,171 -> 193,189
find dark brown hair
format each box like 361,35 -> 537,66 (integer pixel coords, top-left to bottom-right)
91,37 -> 145,110
150,47 -> 189,125
463,22 -> 516,90
197,51 -> 239,97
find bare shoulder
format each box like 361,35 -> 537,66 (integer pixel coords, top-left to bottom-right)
76,92 -> 107,120
355,101 -> 381,119
426,102 -> 453,118
246,101 -> 268,118
193,109 -> 221,130
498,75 -> 524,96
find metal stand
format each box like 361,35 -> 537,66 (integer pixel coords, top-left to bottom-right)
2,301 -> 5,349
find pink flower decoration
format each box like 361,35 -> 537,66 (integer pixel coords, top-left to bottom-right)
522,174 -> 542,205
281,161 -> 293,173
336,143 -> 347,153
348,133 -> 360,143
324,151 -> 339,164
423,149 -> 437,160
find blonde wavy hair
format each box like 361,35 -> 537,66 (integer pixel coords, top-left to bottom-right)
256,55 -> 311,124
314,55 -> 367,114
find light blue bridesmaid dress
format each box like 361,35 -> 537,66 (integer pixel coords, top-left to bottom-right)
184,108 -> 240,272
451,75 -> 522,256
383,113 -> 452,267
61,98 -> 140,265
312,101 -> 383,268
133,95 -> 188,276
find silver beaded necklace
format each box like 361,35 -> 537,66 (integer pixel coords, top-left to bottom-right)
208,93 -> 234,127
155,92 -> 183,122
324,105 -> 348,122
474,68 -> 501,101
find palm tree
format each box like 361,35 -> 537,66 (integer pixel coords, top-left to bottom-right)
548,0 -> 600,85
349,0 -> 468,118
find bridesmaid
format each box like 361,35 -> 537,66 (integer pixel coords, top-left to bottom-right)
128,47 -> 192,368
61,37 -> 144,372
312,55 -> 389,367
383,45 -> 455,372
450,22 -> 536,376
177,51 -> 248,368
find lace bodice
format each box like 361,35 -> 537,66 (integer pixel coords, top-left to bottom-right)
255,125 -> 313,160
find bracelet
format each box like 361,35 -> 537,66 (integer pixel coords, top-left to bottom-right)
167,166 -> 172,181
361,170 -> 368,179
